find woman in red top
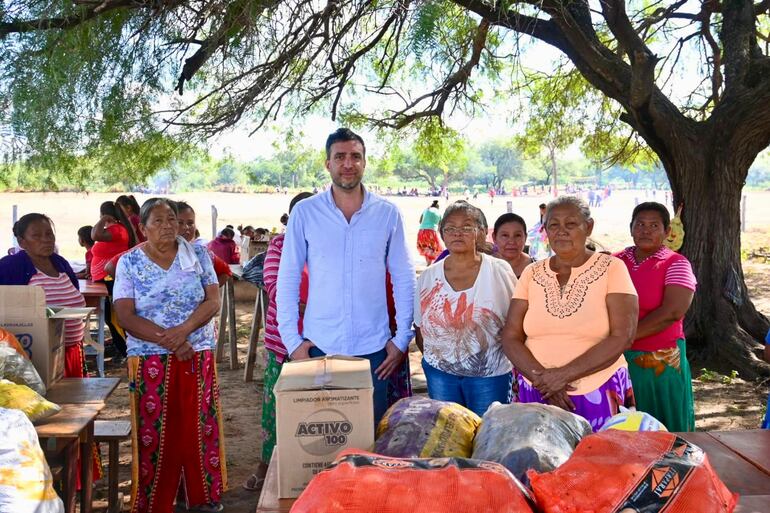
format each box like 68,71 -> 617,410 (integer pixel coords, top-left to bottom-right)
117,194 -> 145,242
91,201 -> 136,359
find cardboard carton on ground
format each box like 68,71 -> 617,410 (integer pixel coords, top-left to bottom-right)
0,286 -> 93,389
275,355 -> 374,498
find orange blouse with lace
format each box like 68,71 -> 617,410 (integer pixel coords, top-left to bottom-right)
513,252 -> 637,394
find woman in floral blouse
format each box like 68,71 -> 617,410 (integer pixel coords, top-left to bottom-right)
114,198 -> 225,513
415,201 -> 517,416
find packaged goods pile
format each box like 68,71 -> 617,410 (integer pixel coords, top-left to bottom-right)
290,397 -> 739,513
0,328 -> 46,396
291,450 -> 536,513
0,379 -> 60,422
472,402 -> 592,485
528,430 -> 738,513
375,396 -> 481,458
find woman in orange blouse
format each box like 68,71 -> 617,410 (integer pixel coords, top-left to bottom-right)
501,196 -> 639,431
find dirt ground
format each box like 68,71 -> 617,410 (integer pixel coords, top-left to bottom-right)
85,267 -> 770,513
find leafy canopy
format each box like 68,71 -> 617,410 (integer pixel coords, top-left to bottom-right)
2,0 -> 770,185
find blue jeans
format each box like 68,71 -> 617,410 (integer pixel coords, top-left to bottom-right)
422,359 -> 512,417
309,346 -> 389,426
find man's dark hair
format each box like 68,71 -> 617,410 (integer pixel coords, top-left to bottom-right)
631,202 -> 671,230
325,128 -> 366,159
78,225 -> 94,246
538,203 -> 547,210
220,227 -> 235,238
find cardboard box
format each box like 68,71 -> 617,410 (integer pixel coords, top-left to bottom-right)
0,286 -> 93,389
240,239 -> 269,264
275,356 -> 374,498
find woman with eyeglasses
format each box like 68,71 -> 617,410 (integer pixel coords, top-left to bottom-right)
414,200 -> 517,416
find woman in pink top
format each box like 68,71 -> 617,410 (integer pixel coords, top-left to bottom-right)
502,196 -> 639,431
615,202 -> 697,431
207,228 -> 240,264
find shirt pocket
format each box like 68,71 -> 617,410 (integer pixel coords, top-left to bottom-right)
358,229 -> 388,263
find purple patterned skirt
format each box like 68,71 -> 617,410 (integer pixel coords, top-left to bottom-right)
516,366 -> 635,431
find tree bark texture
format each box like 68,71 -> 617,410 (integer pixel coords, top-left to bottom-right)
666,143 -> 770,378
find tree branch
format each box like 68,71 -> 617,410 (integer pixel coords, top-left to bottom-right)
175,0 -> 285,94
0,0 -> 133,37
374,18 -> 489,129
701,10 -> 724,109
599,0 -> 658,108
721,0 -> 759,95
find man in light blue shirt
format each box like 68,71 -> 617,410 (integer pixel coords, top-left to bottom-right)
277,128 -> 415,423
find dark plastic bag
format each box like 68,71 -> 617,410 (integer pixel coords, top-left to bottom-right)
472,402 -> 592,485
375,396 -> 480,458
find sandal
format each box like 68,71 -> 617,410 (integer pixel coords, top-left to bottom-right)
242,461 -> 269,492
242,473 -> 265,492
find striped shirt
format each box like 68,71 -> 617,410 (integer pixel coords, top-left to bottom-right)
263,234 -> 308,363
615,246 -> 697,351
28,271 -> 87,347
616,246 -> 697,291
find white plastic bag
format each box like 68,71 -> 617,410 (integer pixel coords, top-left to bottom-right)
0,346 -> 46,396
0,407 -> 64,513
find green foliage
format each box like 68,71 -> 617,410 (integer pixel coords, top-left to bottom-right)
477,138 -> 522,190
698,368 -> 740,384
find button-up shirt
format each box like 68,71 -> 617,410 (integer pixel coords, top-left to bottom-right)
277,186 -> 415,356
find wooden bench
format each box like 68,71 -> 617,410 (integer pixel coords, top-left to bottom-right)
750,247 -> 770,262
95,420 -> 131,513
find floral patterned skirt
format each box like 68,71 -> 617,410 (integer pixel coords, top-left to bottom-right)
517,366 -> 635,432
261,351 -> 283,463
417,229 -> 443,261
128,351 -> 227,513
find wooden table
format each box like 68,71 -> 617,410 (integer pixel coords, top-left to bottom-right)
227,263 -> 270,382
37,377 -> 121,513
79,280 -> 109,377
243,285 -> 268,383
46,377 -> 121,405
257,430 -> 770,512
215,276 -> 239,370
256,451 -> 293,513
217,263 -> 271,380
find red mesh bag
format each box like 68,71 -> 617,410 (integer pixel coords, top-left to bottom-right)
528,430 -> 738,513
291,449 -> 535,513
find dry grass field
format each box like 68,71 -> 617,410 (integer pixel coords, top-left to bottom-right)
3,188 -> 770,260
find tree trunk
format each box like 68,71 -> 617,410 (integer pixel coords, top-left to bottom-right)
666,149 -> 770,378
549,146 -> 558,197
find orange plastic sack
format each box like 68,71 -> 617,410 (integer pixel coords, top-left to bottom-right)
528,431 -> 738,513
291,449 -> 536,513
0,328 -> 26,357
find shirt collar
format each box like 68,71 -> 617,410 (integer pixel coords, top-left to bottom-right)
323,184 -> 371,211
623,245 -> 670,264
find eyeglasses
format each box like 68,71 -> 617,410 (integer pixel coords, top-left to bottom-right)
443,226 -> 477,236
